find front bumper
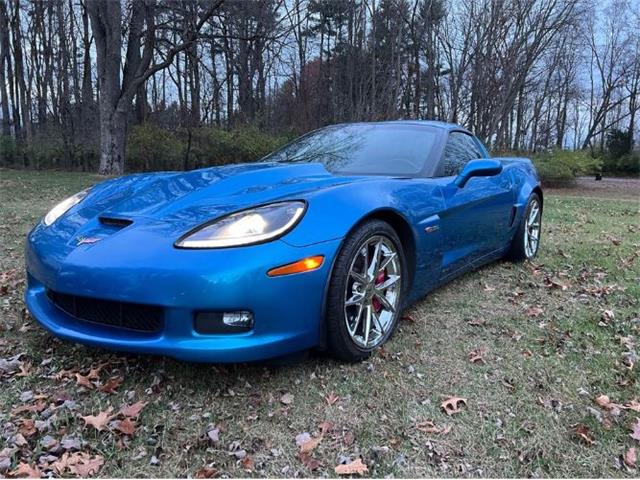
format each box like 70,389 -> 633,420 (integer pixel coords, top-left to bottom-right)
25,232 -> 342,363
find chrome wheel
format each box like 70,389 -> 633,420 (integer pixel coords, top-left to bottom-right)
524,198 -> 541,258
343,235 -> 402,350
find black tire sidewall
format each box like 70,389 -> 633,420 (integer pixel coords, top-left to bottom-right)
509,193 -> 542,261
325,220 -> 407,361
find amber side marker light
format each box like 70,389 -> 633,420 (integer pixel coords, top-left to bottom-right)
267,255 -> 324,277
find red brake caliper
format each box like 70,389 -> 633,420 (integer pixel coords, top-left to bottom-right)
372,270 -> 385,312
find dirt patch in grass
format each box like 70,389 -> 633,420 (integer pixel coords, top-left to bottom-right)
1,169 -> 639,477
545,175 -> 640,200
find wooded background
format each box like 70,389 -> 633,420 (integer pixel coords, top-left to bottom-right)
0,0 -> 638,176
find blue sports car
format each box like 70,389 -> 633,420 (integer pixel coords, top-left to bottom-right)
25,121 -> 542,363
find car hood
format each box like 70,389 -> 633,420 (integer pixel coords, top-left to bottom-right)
67,162 -> 364,230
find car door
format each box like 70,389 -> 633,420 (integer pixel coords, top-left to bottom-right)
435,131 -> 514,279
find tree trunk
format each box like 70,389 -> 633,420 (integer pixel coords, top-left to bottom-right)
98,107 -> 127,175
0,0 -> 11,136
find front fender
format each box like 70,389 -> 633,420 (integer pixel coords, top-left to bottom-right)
281,178 -> 447,303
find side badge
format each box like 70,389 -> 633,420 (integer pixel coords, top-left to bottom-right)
424,225 -> 440,234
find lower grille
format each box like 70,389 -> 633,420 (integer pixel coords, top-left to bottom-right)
46,289 -> 163,333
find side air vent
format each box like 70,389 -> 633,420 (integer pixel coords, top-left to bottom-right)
509,206 -> 517,227
99,217 -> 133,228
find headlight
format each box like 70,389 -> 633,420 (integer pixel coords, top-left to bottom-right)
43,190 -> 89,226
175,201 -> 306,248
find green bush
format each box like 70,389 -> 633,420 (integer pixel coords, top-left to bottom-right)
22,133 -> 65,169
602,152 -> 640,176
126,124 -> 290,172
0,135 -> 18,166
532,149 -> 602,186
188,127 -> 289,168
127,123 -> 184,171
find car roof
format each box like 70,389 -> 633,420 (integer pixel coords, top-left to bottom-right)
331,119 -> 472,135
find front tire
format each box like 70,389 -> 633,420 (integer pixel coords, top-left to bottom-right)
325,220 -> 406,362
508,193 -> 542,261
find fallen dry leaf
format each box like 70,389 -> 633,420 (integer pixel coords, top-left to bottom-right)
467,318 -> 487,327
240,456 -> 254,472
298,452 -> 321,471
441,396 -> 467,415
62,452 -> 104,477
16,362 -> 33,377
300,435 -> 322,454
319,421 -> 334,434
574,424 -> 595,445
325,392 -> 339,406
17,419 -> 35,437
280,393 -> 294,405
335,458 -> 368,475
468,347 -> 487,364
119,401 -> 147,418
114,418 -> 136,436
601,309 -> 615,324
606,234 -> 622,246
625,400 -> 640,413
194,466 -> 218,478
624,447 -> 637,468
416,420 -> 441,434
8,462 -> 41,478
98,377 -> 123,394
206,426 -> 220,444
526,306 -> 544,317
75,373 -> 95,389
545,276 -> 569,291
594,394 -> 623,415
11,400 -> 46,416
81,407 -> 114,432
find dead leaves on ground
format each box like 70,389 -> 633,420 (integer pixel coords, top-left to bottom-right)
335,457 -> 368,476
298,434 -> 322,454
8,462 -> 41,478
194,466 -> 219,478
416,420 -> 451,435
594,394 -> 640,416
72,363 -> 123,394
51,452 -> 105,477
526,306 -> 544,318
81,407 -> 114,432
544,276 -> 569,291
574,424 -> 596,446
441,396 -> 467,416
295,422 -> 329,471
325,392 -> 339,406
6,452 -> 104,478
118,400 -> 147,418
280,393 -> 294,405
81,400 -> 147,436
468,347 -> 487,364
0,354 -> 29,379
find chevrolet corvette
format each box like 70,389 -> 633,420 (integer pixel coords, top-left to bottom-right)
25,121 -> 543,362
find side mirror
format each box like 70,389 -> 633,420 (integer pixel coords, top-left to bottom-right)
453,159 -> 503,188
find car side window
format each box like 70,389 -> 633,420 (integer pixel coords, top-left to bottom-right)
441,132 -> 483,176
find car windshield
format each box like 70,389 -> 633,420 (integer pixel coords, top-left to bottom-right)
261,124 -> 440,176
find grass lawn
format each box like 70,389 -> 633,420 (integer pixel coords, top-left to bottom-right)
0,168 -> 639,478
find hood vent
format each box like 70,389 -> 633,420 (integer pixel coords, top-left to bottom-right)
99,217 -> 133,229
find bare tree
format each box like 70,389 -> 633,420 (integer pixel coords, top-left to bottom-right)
86,0 -> 222,174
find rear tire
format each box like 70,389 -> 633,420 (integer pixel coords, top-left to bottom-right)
508,193 -> 542,261
325,220 -> 407,362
